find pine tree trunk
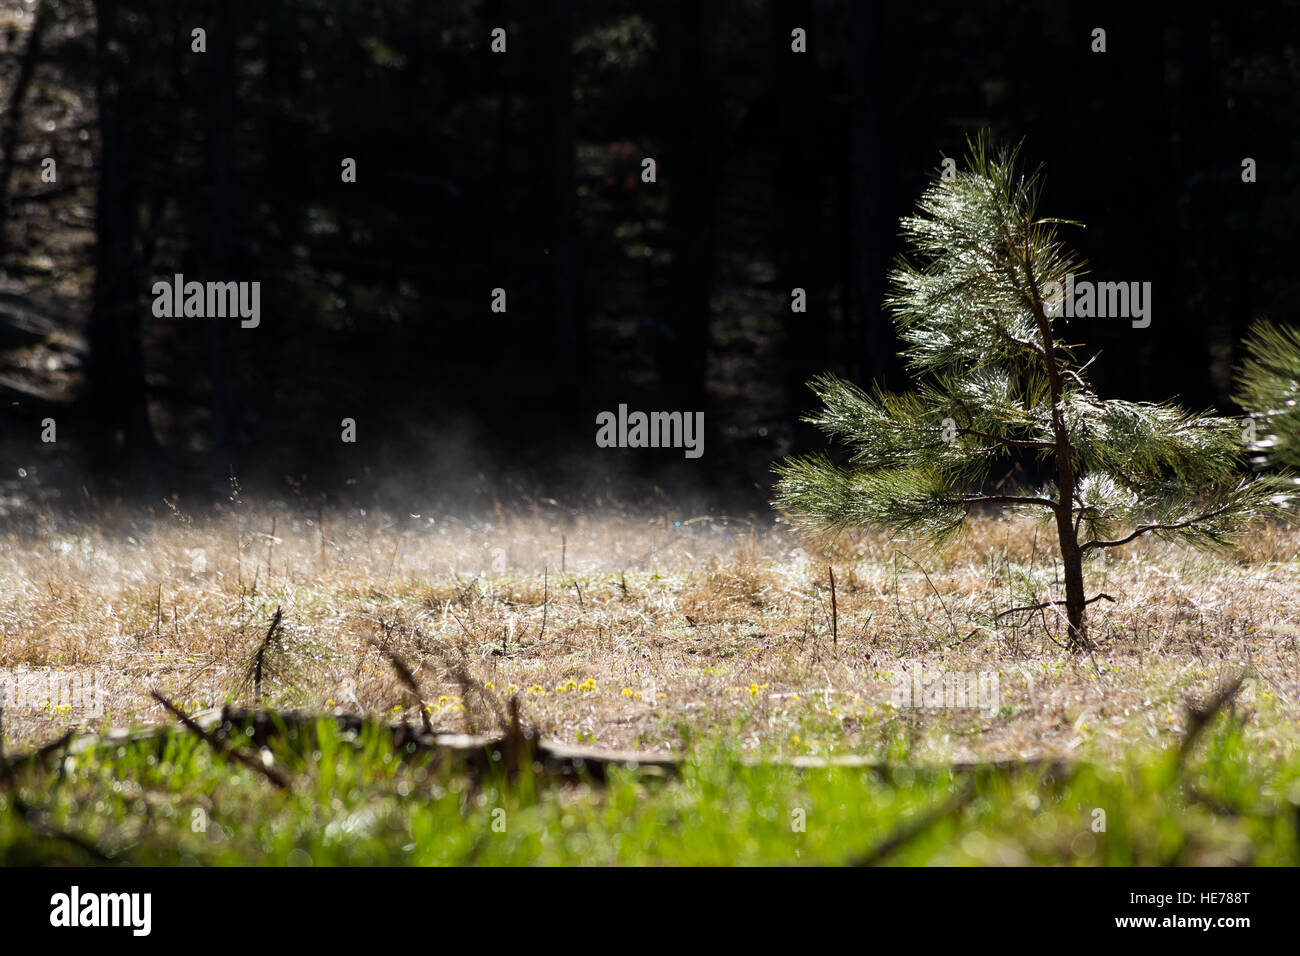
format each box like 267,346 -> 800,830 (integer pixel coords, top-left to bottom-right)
1056,514 -> 1089,652
1026,257 -> 1090,652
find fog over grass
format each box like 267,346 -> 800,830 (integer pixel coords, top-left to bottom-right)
3,495 -> 1297,769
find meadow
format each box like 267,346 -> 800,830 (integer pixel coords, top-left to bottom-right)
1,498 -> 1296,864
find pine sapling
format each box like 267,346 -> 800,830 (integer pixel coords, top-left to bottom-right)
1236,319 -> 1300,477
774,137 -> 1290,652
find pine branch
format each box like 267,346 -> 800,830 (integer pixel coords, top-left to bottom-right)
1080,505 -> 1239,552
1078,477 -> 1289,552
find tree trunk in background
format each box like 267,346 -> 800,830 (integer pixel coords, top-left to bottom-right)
657,0 -> 714,410
86,0 -> 156,486
1097,0 -> 1182,404
845,1 -> 892,385
0,0 -> 49,259
1176,0 -> 1254,405
258,1 -> 305,458
542,0 -> 583,409
774,0 -> 830,417
205,0 -> 238,479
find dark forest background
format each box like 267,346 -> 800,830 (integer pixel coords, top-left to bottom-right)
0,0 -> 1297,519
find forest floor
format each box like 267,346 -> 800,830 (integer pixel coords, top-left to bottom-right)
3,502 -> 1297,767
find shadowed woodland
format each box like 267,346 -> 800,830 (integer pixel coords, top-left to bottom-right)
0,0 -> 1297,517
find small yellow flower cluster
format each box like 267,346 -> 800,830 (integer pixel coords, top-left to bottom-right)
621,687 -> 644,699
423,701 -> 465,714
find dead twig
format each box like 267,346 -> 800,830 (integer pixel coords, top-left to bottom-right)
828,565 -> 838,646
247,606 -> 284,706
996,592 -> 1115,621
368,638 -> 433,735
451,662 -> 508,735
537,567 -> 549,643
894,551 -> 957,640
852,779 -> 977,866
150,691 -> 290,790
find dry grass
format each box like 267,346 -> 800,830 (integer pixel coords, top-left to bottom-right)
2,498 -> 1298,766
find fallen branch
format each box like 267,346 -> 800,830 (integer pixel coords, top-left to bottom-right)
7,792 -> 112,862
0,726 -> 111,861
1177,673 -> 1247,770
0,729 -> 76,786
11,705 -> 1078,785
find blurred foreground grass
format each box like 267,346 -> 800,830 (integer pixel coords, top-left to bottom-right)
2,711 -> 1295,865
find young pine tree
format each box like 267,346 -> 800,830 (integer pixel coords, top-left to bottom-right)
774,138 -> 1289,652
1236,319 -> 1300,475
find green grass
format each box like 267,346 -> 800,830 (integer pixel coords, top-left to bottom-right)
2,713 -> 1298,865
